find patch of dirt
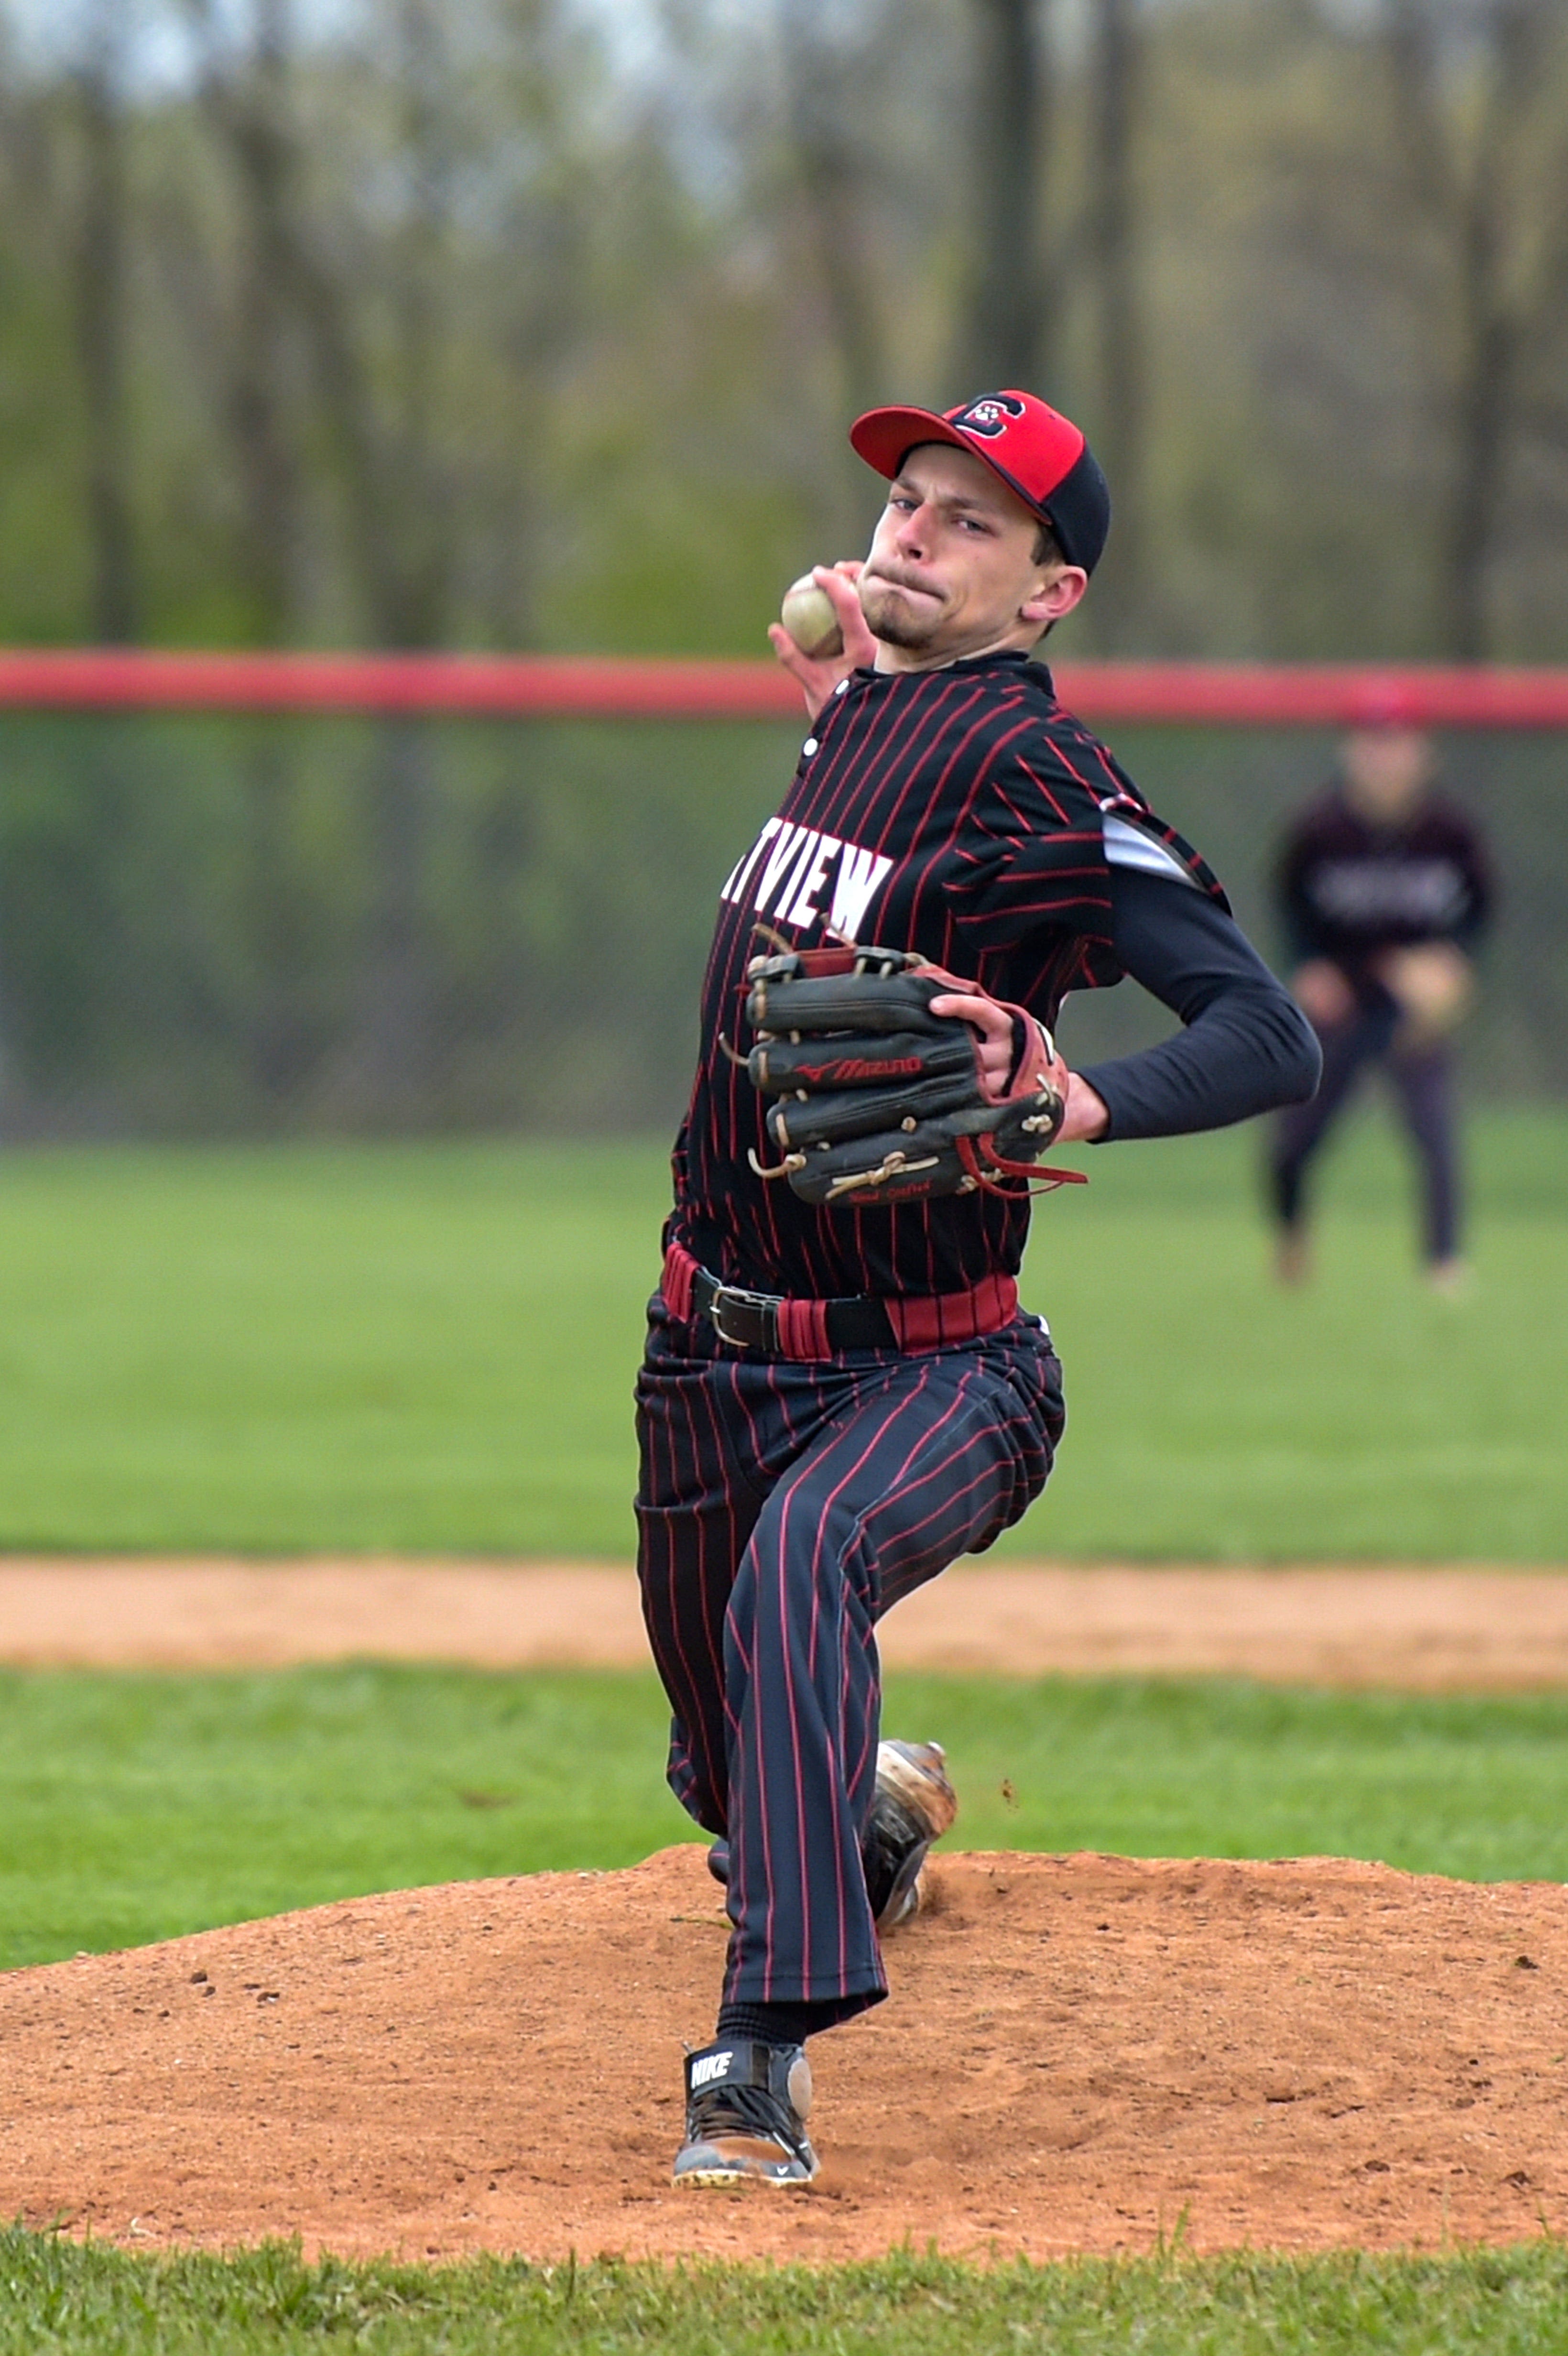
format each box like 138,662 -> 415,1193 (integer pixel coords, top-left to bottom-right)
0,1560 -> 1567,1686
4,1846 -> 1567,2264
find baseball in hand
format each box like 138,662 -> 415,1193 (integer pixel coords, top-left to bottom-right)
780,575 -> 845,660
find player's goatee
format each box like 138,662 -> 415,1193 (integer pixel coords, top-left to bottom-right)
860,587 -> 939,649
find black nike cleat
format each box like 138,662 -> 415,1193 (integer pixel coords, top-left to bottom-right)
672,2038 -> 818,2187
863,1738 -> 958,1929
701,1741 -> 958,1931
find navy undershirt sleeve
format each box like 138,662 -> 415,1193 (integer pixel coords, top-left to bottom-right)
1077,866 -> 1322,1141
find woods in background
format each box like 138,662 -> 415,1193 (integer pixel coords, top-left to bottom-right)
0,0 -> 1565,1133
2,0 -> 1568,665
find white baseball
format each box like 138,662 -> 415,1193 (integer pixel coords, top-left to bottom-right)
780,575 -> 844,660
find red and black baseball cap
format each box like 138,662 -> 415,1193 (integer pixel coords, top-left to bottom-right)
1346,676 -> 1425,731
849,390 -> 1111,574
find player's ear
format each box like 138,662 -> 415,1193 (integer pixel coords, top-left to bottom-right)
1021,567 -> 1088,629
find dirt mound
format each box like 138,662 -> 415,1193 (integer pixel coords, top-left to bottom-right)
2,1846 -> 1565,2265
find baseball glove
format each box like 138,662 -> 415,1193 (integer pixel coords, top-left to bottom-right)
737,942 -> 1081,1207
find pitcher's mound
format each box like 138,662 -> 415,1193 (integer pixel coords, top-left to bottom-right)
3,1847 -> 1565,2264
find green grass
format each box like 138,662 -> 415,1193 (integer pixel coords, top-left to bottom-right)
0,1142 -> 659,1557
0,1112 -> 1563,1560
0,1666 -> 686,1970
3,2235 -> 1568,2353
7,1664 -> 1568,1972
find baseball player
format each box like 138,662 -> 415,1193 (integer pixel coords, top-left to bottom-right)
1267,696 -> 1492,1291
636,389 -> 1321,2188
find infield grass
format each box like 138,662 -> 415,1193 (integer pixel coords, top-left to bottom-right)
0,1111 -> 1561,1560
6,1663 -> 1568,1971
2,2233 -> 1568,2353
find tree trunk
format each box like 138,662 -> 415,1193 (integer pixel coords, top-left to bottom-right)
777,0 -> 886,424
1383,0 -> 1541,661
199,0 -> 455,1120
74,6 -> 137,643
964,0 -> 1049,393
1437,0 -> 1538,661
1088,0 -> 1144,643
230,0 -> 299,645
183,0 -> 312,1105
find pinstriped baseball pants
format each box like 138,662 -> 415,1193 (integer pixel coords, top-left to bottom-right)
634,1300 -> 1065,2024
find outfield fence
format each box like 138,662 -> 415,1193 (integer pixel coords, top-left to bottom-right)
0,655 -> 1562,1136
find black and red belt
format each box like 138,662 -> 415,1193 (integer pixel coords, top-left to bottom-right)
661,1240 -> 1018,1361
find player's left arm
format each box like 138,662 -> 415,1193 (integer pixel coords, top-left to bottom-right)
1071,867 -> 1323,1141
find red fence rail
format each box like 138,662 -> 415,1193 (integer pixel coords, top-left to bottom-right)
1,648 -> 1568,727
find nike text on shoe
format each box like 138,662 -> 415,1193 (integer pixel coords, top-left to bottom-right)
672,2039 -> 818,2187
865,1738 -> 958,1931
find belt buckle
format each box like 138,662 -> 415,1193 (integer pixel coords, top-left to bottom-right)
708,1283 -> 781,1351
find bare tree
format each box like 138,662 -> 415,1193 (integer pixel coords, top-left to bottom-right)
1088,0 -> 1145,640
1383,0 -> 1568,657
963,0 -> 1051,392
180,0 -> 301,641
174,0 -> 317,1102
775,0 -> 887,423
73,0 -> 137,641
226,0 -> 300,644
340,0 -> 456,1117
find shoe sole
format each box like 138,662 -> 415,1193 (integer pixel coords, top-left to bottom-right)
674,2162 -> 817,2188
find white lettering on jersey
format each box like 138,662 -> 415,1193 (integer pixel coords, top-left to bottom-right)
827,842 -> 895,937
719,821 -> 894,938
785,833 -> 842,928
752,823 -> 809,915
721,816 -> 781,905
1307,859 -> 1467,929
765,828 -> 828,920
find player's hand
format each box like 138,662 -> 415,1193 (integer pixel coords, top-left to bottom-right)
1373,941 -> 1472,1044
768,563 -> 877,723
927,993 -> 1104,1134
1292,959 -> 1356,1029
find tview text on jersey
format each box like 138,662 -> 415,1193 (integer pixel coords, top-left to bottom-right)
720,818 -> 893,938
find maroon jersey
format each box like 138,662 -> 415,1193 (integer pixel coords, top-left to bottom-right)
1277,790 -> 1492,994
668,650 -> 1225,1300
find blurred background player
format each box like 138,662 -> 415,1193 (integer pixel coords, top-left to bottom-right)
1267,693 -> 1492,1292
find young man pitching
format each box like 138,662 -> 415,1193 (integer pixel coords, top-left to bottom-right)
635,389 -> 1321,2186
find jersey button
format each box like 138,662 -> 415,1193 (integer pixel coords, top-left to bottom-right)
834,677 -> 849,695
803,737 -> 818,757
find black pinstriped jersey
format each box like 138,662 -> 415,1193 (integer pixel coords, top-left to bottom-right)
668,649 -> 1227,1301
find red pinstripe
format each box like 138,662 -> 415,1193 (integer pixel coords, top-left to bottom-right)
668,651 -> 1224,1307
635,647 -> 1223,2034
636,1304 -> 1065,2018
